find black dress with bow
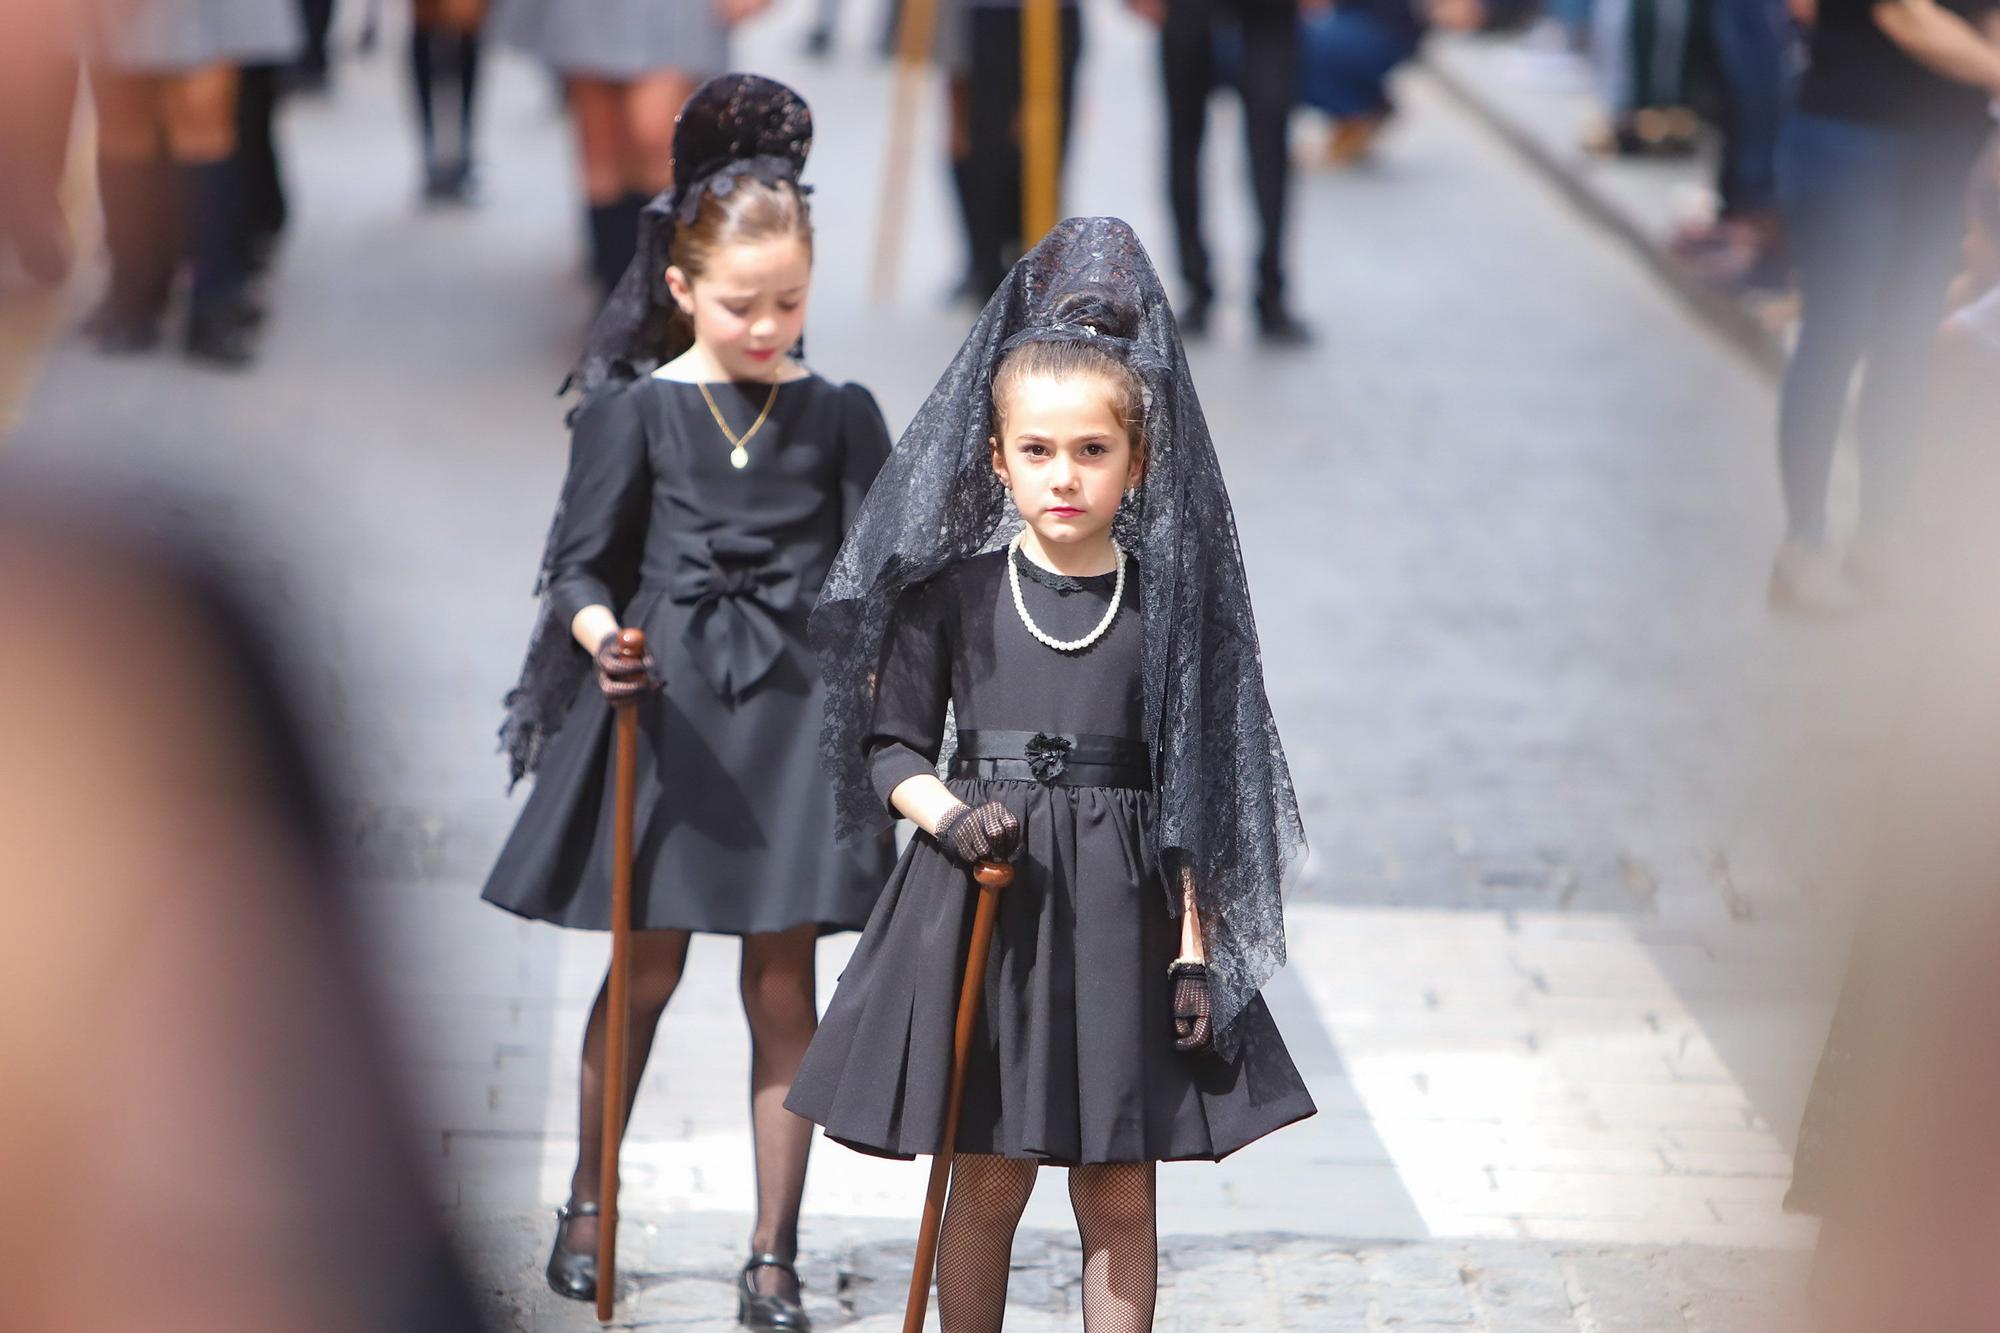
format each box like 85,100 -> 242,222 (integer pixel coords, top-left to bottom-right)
481,374 -> 897,934
786,549 -> 1316,1163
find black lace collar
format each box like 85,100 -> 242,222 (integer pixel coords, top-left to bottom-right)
1011,545 -> 1121,594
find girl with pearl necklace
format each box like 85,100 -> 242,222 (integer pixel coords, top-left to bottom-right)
787,218 -> 1316,1332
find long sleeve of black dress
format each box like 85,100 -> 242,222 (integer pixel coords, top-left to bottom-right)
837,382 -> 894,533
545,384 -> 651,630
865,578 -> 954,813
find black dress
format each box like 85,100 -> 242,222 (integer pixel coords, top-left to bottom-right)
785,548 -> 1317,1164
482,374 -> 897,934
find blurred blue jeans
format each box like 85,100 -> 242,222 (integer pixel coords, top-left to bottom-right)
1298,8 -> 1417,118
1775,110 -> 1988,542
1216,5 -> 1417,119
1707,0 -> 1793,215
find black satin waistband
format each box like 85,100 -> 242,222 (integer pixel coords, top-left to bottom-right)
949,729 -> 1152,789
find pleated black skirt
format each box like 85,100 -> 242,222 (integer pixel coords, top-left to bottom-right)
785,776 -> 1317,1165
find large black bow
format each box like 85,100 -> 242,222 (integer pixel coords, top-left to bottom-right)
669,534 -> 801,702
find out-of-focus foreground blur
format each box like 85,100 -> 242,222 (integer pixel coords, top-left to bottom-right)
3,0 -> 1998,1325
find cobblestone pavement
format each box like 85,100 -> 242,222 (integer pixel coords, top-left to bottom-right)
6,0 -> 1857,1325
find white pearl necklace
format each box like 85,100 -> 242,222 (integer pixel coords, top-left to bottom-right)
1007,530 -> 1126,653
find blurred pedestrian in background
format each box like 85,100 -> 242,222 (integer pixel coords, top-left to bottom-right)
1134,0 -> 1314,342
78,0 -> 302,367
0,478 -> 489,1333
408,0 -> 486,202
1766,0 -> 2000,610
492,0 -> 769,297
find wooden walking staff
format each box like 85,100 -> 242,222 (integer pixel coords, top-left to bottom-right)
596,627 -> 648,1321
870,0 -> 946,302
902,857 -> 1016,1333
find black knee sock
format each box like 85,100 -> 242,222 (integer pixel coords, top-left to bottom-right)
410,27 -> 438,165
94,157 -> 171,323
180,158 -> 246,320
586,196 -> 642,297
455,30 -> 482,166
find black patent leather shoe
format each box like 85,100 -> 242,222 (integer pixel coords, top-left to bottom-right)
738,1252 -> 810,1330
545,1200 -> 600,1302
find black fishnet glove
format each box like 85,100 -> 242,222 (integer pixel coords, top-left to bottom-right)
594,632 -> 657,702
1169,961 -> 1213,1053
934,801 -> 1022,866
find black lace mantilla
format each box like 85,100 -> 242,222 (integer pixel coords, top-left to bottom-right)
811,216 -> 1308,1055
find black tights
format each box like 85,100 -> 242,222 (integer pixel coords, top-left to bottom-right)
935,1155 -> 1158,1332
562,924 -> 822,1301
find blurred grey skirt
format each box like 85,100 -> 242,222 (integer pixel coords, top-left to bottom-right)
81,0 -> 303,71
492,0 -> 730,80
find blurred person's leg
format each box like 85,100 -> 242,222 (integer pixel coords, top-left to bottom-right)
1238,0 -> 1308,339
235,62 -> 285,273
163,62 -> 259,367
619,68 -> 688,198
1676,0 -> 1789,286
552,927 -> 694,1286
966,5 -> 1023,297
296,0 -> 336,87
1707,0 -> 1787,219
807,0 -> 841,52
0,30 -> 79,286
948,74 -> 981,298
1161,0 -> 1216,325
569,76 -> 642,296
85,68 -> 176,352
1850,140 -> 1988,553
737,923 -> 820,1305
1774,113 -> 1901,552
411,0 -> 486,201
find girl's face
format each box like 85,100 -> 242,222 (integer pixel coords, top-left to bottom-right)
990,372 -> 1144,551
666,234 -> 811,380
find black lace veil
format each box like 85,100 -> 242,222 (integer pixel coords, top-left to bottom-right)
812,216 -> 1308,1051
498,73 -> 813,786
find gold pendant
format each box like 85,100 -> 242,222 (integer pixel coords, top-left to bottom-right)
730,446 -> 749,470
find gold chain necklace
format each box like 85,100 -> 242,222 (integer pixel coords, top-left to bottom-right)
697,379 -> 781,470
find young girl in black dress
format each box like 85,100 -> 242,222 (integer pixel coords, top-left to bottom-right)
483,75 -> 895,1328
788,217 -> 1317,1331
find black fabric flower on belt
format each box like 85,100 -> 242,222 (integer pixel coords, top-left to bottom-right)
1025,732 -> 1072,783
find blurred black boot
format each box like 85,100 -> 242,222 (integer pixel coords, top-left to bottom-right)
181,159 -> 258,368
1255,287 -> 1312,346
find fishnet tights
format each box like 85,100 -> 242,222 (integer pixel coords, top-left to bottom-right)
1069,1163 -> 1158,1332
933,1157 -> 1159,1332
937,1155 -> 1038,1333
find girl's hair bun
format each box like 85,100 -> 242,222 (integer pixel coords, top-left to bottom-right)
1050,288 -> 1141,341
